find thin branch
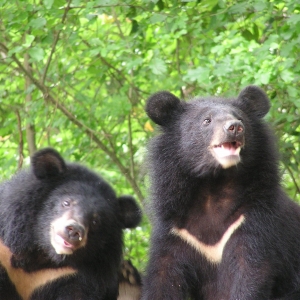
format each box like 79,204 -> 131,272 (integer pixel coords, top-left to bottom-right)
15,109 -> 24,170
285,164 -> 300,195
112,8 -> 126,40
66,4 -> 145,10
81,39 -> 125,79
128,113 -> 135,178
41,0 -> 72,84
81,39 -> 148,98
24,49 -> 37,155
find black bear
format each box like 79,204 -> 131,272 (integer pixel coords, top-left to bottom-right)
0,148 -> 141,300
142,86 -> 300,300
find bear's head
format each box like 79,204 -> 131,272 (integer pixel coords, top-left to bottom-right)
146,86 -> 271,176
1,148 -> 141,266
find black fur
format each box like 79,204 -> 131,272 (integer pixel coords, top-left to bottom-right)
142,86 -> 300,299
0,148 -> 141,300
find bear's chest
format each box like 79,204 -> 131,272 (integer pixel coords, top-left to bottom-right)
0,239 -> 77,300
171,185 -> 245,263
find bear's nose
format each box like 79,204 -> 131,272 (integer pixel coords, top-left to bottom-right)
65,224 -> 85,242
224,120 -> 244,136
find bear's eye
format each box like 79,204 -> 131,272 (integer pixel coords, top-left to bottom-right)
91,219 -> 99,230
91,213 -> 100,229
203,118 -> 211,125
62,200 -> 70,207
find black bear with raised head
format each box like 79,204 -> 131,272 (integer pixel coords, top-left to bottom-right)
0,148 -> 141,300
142,86 -> 300,300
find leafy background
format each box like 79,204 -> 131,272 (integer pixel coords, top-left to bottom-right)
0,0 -> 299,271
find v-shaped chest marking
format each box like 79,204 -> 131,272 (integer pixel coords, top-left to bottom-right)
0,239 -> 77,300
171,214 -> 245,264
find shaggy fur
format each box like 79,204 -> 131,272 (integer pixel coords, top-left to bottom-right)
142,86 -> 300,299
0,148 -> 141,300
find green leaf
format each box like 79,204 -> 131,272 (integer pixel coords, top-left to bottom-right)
28,47 -> 45,62
23,35 -> 35,48
280,69 -> 293,83
29,17 -> 47,29
183,67 -> 210,84
43,0 -> 54,9
130,19 -> 139,35
228,2 -> 250,14
149,57 -> 167,75
156,0 -> 164,11
242,30 -> 254,41
149,13 -> 167,23
255,71 -> 271,85
253,1 -> 267,11
287,14 -> 300,25
287,86 -> 298,98
126,57 -> 144,70
199,0 -> 219,11
252,24 -> 260,42
8,46 -> 23,56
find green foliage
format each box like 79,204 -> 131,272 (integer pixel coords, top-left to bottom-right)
1,0 -> 300,270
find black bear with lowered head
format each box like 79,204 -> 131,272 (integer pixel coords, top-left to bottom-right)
0,148 -> 141,300
142,86 -> 300,300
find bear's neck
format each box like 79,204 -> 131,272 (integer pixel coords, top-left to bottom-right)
152,162 -> 279,224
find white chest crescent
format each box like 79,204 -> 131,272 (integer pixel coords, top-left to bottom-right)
0,240 -> 77,300
171,214 -> 245,264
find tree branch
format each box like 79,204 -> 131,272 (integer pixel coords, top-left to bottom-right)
42,0 -> 72,84
15,109 -> 24,170
128,113 -> 135,178
285,163 -> 300,196
24,49 -> 37,156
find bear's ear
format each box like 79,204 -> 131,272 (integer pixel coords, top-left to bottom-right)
118,196 -> 142,229
31,148 -> 67,179
235,85 -> 270,118
146,91 -> 182,126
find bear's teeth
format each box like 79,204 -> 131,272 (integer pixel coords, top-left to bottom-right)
214,143 -> 241,157
217,141 -> 242,151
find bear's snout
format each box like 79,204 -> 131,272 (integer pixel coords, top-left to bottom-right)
223,120 -> 244,137
210,118 -> 245,169
65,223 -> 85,243
51,216 -> 88,254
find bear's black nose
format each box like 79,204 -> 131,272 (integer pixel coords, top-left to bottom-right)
66,224 -> 85,242
224,120 -> 244,136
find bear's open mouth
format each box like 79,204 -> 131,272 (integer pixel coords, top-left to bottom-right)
213,141 -> 243,157
50,218 -> 87,255
54,233 -> 75,251
211,141 -> 243,169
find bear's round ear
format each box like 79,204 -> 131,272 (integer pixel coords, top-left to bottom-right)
146,91 -> 182,126
118,196 -> 142,229
235,85 -> 270,118
31,148 -> 67,179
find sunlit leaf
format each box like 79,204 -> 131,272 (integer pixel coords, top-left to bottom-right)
43,0 -> 54,9
28,47 -> 45,61
29,17 -> 47,29
149,57 -> 167,75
